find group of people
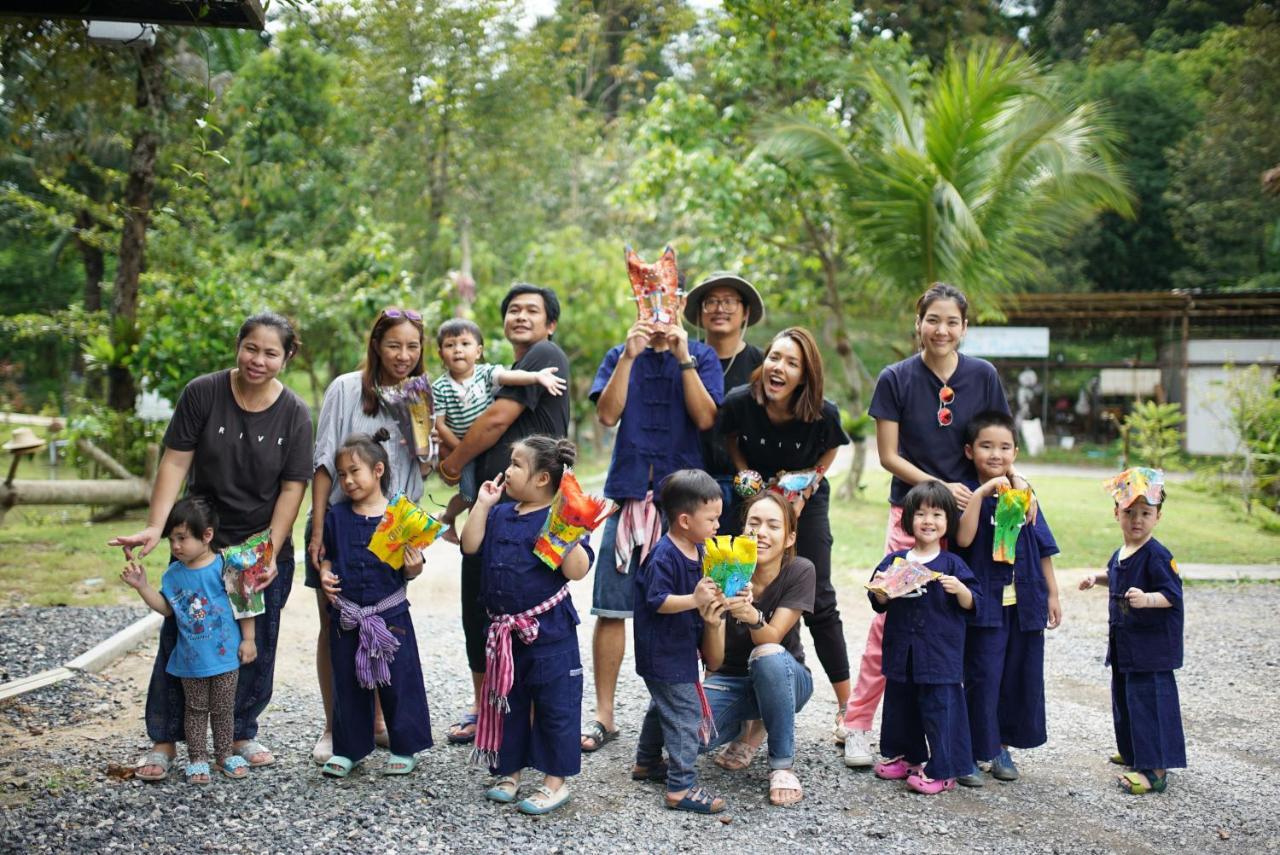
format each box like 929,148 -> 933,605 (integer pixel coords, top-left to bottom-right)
110,275 -> 1187,814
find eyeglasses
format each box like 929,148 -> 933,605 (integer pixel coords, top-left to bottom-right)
702,297 -> 743,311
937,384 -> 955,427
383,307 -> 422,321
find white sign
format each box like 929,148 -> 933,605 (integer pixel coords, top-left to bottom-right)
961,327 -> 1050,358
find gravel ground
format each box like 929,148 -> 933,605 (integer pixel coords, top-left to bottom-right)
0,606 -> 148,682
1,572 -> 1278,853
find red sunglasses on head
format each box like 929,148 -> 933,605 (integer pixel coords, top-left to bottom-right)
383,307 -> 422,322
937,384 -> 955,427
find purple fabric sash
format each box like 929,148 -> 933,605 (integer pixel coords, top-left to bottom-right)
335,588 -> 408,690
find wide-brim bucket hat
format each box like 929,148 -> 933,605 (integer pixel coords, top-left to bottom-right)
683,272 -> 765,329
2,427 -> 46,452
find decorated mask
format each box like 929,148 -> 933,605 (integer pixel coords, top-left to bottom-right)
702,535 -> 758,597
626,245 -> 682,326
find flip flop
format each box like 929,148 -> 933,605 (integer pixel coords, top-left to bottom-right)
518,784 -> 572,815
580,720 -> 619,753
485,775 -> 520,803
1109,752 -> 1128,766
713,740 -> 759,772
235,740 -> 274,767
134,750 -> 173,782
769,768 -> 803,806
1118,770 -> 1167,795
184,762 -> 211,785
384,754 -> 416,775
216,756 -> 250,780
665,785 -> 726,814
446,712 -> 478,745
321,755 -> 357,779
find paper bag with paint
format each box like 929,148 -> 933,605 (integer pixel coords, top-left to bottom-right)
368,493 -> 445,570
866,557 -> 940,599
222,530 -> 272,619
534,469 -> 612,570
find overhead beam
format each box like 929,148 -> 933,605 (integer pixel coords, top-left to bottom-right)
0,1 -> 266,30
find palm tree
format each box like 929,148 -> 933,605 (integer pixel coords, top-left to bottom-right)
756,40 -> 1135,306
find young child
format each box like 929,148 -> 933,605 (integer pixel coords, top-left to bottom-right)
633,469 -> 728,814
953,410 -> 1061,785
461,435 -> 593,816
869,480 -> 980,795
1079,468 -> 1185,795
318,429 -> 432,777
432,319 -> 567,540
121,497 -> 256,784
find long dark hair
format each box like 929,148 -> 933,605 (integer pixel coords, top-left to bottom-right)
749,326 -> 826,423
741,491 -> 798,563
360,309 -> 426,416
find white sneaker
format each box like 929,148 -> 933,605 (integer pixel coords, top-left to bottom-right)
843,729 -> 874,768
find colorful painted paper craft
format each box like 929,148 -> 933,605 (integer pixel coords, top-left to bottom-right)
733,469 -> 764,498
702,535 -> 758,597
534,469 -> 613,570
222,530 -> 272,619
625,245 -> 682,326
865,557 -> 940,599
992,486 -> 1032,564
1104,466 -> 1165,509
368,493 -> 445,570
770,468 -> 823,502
377,376 -> 438,469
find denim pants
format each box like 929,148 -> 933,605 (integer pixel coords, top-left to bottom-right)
703,645 -> 813,769
146,544 -> 295,744
636,679 -> 705,793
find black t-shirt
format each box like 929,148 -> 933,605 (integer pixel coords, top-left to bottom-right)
162,370 -> 314,546
476,339 -> 572,484
700,343 -> 764,477
716,385 -> 850,478
717,557 -> 816,677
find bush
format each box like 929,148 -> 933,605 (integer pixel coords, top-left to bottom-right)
1123,401 -> 1184,469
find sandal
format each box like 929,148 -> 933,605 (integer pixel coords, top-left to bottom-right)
1118,770 -> 1167,795
874,756 -> 921,781
217,756 -> 250,780
769,768 -> 803,806
580,719 -> 620,753
907,771 -> 956,795
517,783 -> 573,815
1109,751 -> 1128,766
630,761 -> 669,782
185,762 -> 211,785
384,754 -> 416,776
321,755 -> 357,778
234,740 -> 274,767
713,740 -> 760,772
446,712 -> 478,745
134,750 -> 173,782
485,775 -> 520,803
665,785 -> 727,814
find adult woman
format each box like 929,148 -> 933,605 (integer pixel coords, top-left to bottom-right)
110,312 -> 312,780
306,308 -> 431,763
717,326 -> 851,733
701,492 -> 815,806
841,283 -> 1016,768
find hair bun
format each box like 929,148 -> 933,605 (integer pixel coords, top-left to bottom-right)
372,427 -> 391,443
555,438 -> 577,467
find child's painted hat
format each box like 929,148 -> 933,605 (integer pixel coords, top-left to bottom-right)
1104,467 -> 1165,508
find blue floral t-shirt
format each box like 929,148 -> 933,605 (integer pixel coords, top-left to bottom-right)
160,555 -> 241,678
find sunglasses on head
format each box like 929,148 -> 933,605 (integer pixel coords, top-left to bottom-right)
937,384 -> 955,427
383,307 -> 422,322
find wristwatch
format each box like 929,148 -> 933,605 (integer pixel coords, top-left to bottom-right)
679,359 -> 697,370
747,609 -> 767,631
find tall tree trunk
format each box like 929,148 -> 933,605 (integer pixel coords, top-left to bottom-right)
107,43 -> 163,413
74,209 -> 104,312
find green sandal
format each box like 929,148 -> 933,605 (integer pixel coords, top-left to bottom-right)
384,754 -> 416,776
1109,752 -> 1128,766
1118,770 -> 1167,795
322,755 -> 357,778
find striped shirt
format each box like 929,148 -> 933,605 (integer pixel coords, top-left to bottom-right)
432,363 -> 503,437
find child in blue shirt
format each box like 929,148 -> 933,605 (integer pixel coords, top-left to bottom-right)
869,480 -> 979,795
1079,470 -> 1185,795
954,411 -> 1061,786
633,469 -> 728,814
121,496 -> 256,784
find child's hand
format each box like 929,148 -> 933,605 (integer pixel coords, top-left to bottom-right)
120,561 -> 147,590
938,574 -> 967,596
402,545 -> 425,579
1047,594 -> 1062,629
1079,574 -> 1097,591
1125,587 -> 1149,609
693,576 -> 718,608
536,366 -> 568,396
238,638 -> 257,665
474,473 -> 505,508
980,475 -> 1012,496
320,568 -> 342,605
697,597 -> 725,625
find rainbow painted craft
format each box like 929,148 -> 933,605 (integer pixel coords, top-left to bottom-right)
368,493 -> 445,570
866,557 -> 940,599
1104,467 -> 1165,509
534,469 -> 612,570
771,468 -> 822,502
993,486 -> 1033,564
222,530 -> 272,619
702,534 -> 758,597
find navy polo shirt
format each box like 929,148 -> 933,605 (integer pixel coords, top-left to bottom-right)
1105,538 -> 1184,673
590,342 -> 724,501
633,535 -> 705,683
477,503 -> 593,646
869,550 -> 981,684
956,480 -> 1060,630
869,353 -> 1009,505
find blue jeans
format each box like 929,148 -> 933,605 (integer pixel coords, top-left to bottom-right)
636,679 -> 705,793
702,645 -> 813,769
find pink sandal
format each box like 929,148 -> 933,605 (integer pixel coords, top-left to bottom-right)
873,756 -> 921,780
907,771 -> 956,794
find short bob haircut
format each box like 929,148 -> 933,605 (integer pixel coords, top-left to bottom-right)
749,326 -> 826,423
658,468 -> 723,522
740,491 -> 799,564
162,495 -> 219,541
899,480 -> 959,541
360,308 -> 427,416
965,410 -> 1019,447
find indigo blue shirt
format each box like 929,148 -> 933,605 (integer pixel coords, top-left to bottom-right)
634,535 -> 705,683
956,480 -> 1060,630
477,503 -> 593,646
160,555 -> 241,678
869,549 -> 981,684
869,354 -> 1009,506
322,502 -> 409,619
590,342 -> 724,500
1105,538 -> 1184,673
